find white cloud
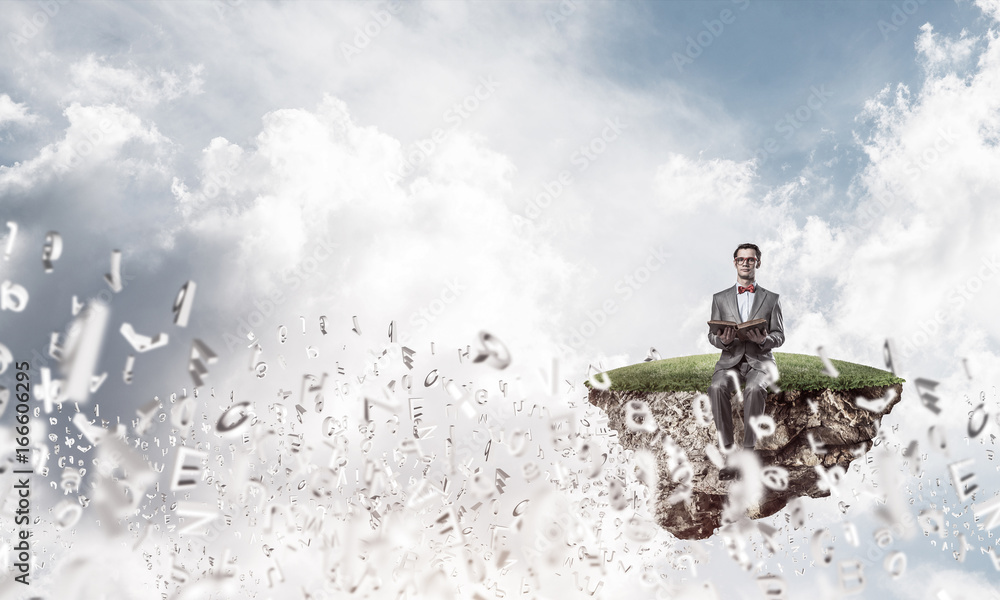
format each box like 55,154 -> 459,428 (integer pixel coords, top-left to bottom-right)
64,54 -> 204,108
916,23 -> 976,74
654,153 -> 756,213
833,5 -> 1000,380
0,102 -> 169,194
0,93 -> 37,127
975,0 -> 1000,21
168,95 -> 576,368
892,565 -> 1000,600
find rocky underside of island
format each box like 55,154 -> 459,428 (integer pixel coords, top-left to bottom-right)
588,382 -> 903,539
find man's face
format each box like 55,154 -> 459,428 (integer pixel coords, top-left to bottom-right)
734,249 -> 758,280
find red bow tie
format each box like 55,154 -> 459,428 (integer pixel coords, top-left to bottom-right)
738,284 -> 755,294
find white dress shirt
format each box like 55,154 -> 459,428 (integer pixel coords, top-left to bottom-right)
737,280 -> 756,323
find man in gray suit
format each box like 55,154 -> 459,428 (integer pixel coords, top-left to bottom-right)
707,243 -> 784,477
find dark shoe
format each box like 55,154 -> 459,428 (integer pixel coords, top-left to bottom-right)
719,467 -> 739,481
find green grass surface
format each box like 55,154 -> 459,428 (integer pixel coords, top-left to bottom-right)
585,352 -> 904,393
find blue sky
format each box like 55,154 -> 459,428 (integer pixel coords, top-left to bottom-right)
1,1 -> 1000,598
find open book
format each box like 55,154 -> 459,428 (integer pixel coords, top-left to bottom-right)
707,318 -> 768,341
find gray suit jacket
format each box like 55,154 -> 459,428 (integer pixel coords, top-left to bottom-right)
708,284 -> 784,372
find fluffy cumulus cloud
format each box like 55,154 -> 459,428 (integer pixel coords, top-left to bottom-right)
915,23 -> 977,74
65,55 -> 204,108
838,7 -> 1000,379
654,153 -> 757,214
0,102 -> 168,194
892,566 -> 1000,599
0,93 -> 36,128
167,95 -> 577,369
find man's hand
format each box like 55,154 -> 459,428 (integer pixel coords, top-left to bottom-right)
719,326 -> 737,345
744,328 -> 768,345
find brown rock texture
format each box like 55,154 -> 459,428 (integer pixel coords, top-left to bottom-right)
587,383 -> 903,539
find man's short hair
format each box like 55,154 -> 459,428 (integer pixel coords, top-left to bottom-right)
733,243 -> 761,261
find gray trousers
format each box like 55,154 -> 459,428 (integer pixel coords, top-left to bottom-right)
708,359 -> 769,449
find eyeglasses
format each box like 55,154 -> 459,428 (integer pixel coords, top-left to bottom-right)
734,257 -> 758,266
